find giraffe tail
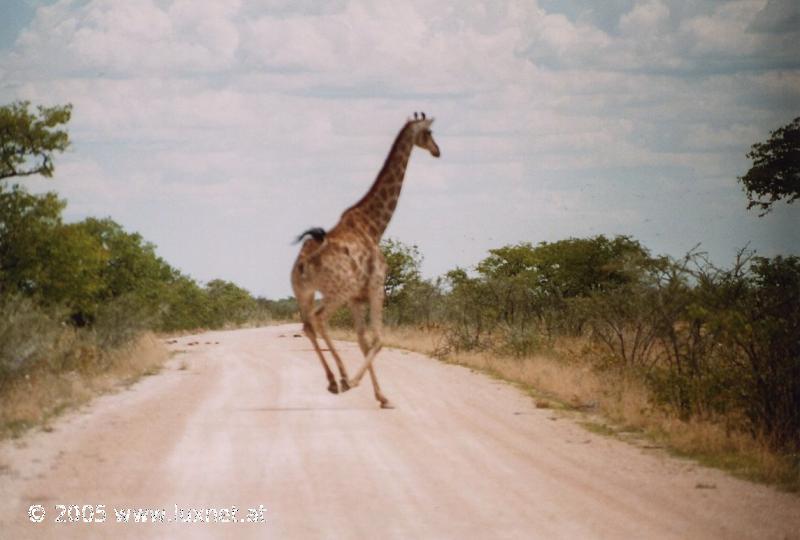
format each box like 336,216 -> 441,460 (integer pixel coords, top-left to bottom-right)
294,227 -> 327,244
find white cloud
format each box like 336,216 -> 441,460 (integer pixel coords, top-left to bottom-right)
1,0 -> 798,296
619,0 -> 670,35
8,0 -> 241,77
680,1 -> 762,57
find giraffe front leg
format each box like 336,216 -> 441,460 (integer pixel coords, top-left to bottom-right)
303,321 -> 339,394
368,365 -> 393,409
347,266 -> 387,402
345,301 -> 370,392
312,301 -> 352,394
348,341 -> 382,389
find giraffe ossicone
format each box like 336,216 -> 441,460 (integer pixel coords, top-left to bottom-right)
290,114 -> 440,408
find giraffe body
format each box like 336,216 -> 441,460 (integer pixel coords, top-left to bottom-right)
291,115 -> 440,407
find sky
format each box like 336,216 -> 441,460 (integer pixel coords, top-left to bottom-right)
0,0 -> 798,298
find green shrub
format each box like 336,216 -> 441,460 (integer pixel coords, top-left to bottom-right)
0,295 -> 65,384
498,323 -> 546,357
716,255 -> 800,450
328,306 -> 354,329
257,297 -> 298,320
94,294 -> 156,349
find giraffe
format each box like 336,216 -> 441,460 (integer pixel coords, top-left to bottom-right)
291,113 -> 440,408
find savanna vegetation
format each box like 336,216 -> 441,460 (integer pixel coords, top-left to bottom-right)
739,116 -> 800,215
340,235 -> 797,489
0,101 -> 278,436
3,100 -> 796,489
326,118 -> 800,488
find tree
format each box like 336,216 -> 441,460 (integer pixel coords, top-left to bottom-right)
381,238 -> 422,302
205,279 -> 257,328
78,217 -> 174,301
256,296 -> 298,320
0,184 -> 106,322
739,117 -> 800,215
443,267 -> 497,349
160,275 -> 211,331
728,255 -> 800,449
477,235 -> 654,298
0,101 -> 72,180
439,236 -> 659,342
0,184 -> 66,297
380,238 -> 434,325
41,223 -> 108,323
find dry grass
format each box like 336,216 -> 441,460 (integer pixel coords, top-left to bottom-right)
334,325 -> 799,491
0,333 -> 168,439
329,325 -> 442,354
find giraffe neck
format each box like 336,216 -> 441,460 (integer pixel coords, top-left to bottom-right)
343,122 -> 414,241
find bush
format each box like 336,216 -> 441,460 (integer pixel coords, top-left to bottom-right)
256,297 -> 298,321
94,294 -> 156,349
0,295 -> 65,384
329,306 -> 354,329
578,250 -> 800,450
579,285 -> 660,370
718,255 -> 800,450
205,279 -> 258,328
378,236 -> 799,452
497,323 -> 547,357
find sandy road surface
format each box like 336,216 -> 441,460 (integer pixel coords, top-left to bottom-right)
1,325 -> 798,539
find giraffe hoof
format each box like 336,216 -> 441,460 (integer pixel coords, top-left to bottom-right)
380,400 -> 395,409
339,378 -> 351,392
327,381 -> 339,394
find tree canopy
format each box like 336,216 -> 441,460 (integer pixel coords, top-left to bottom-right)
476,235 -> 654,297
0,101 -> 72,180
381,238 -> 422,302
0,183 -> 265,330
739,117 -> 800,215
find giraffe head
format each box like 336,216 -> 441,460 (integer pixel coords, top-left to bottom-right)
410,113 -> 440,158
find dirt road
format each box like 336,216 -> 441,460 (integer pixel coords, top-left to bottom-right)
1,325 -> 798,539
